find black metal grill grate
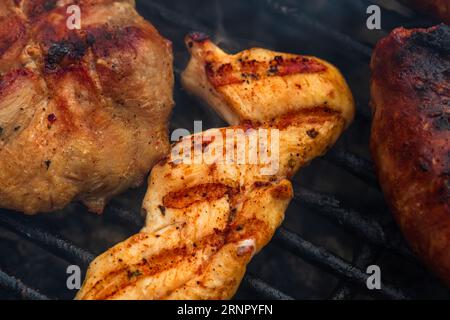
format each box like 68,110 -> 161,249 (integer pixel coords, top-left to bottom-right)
0,0 -> 449,300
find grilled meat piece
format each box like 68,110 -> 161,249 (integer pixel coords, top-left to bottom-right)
405,0 -> 450,24
76,35 -> 355,300
182,32 -> 354,126
0,0 -> 174,214
371,25 -> 450,286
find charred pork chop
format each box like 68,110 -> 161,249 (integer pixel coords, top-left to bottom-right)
371,25 -> 450,287
0,0 -> 174,214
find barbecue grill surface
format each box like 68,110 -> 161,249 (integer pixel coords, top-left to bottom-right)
0,0 -> 449,300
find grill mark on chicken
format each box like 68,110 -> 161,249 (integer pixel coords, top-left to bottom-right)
88,213 -> 269,300
371,24 -> 450,287
101,239 -> 225,299
205,54 -> 327,88
77,38 -> 354,300
205,62 -> 243,87
90,241 -> 192,300
267,55 -> 327,76
269,108 -> 341,130
182,34 -> 354,127
188,32 -> 327,89
85,203 -> 270,300
163,183 -> 234,209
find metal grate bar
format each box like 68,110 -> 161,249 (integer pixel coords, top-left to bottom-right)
0,210 -> 292,300
107,204 -> 410,299
274,227 -> 408,300
265,0 -> 373,58
0,211 -> 94,267
106,190 -> 417,299
0,206 -> 405,300
294,186 -> 414,260
326,149 -> 379,187
106,204 -> 144,231
330,244 -> 377,300
0,185 -> 414,300
0,197 -> 410,300
242,274 -> 294,300
0,269 -> 50,300
107,197 -> 414,265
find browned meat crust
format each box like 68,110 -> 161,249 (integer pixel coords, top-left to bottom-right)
371,24 -> 450,286
0,0 -> 174,214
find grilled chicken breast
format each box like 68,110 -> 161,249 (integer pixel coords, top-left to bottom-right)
405,0 -> 450,23
371,25 -> 450,286
0,0 -> 173,214
76,34 -> 354,300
